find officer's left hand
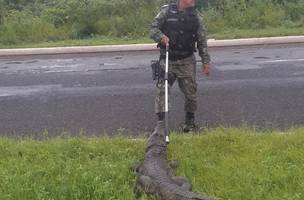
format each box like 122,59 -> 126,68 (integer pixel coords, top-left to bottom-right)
202,64 -> 210,76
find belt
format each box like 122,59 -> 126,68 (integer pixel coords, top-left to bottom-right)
169,52 -> 193,61
160,51 -> 193,61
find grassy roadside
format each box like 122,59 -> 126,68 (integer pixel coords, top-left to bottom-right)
0,128 -> 304,200
209,27 -> 304,40
0,27 -> 303,49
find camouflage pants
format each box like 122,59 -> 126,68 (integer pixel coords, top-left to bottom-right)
155,54 -> 197,114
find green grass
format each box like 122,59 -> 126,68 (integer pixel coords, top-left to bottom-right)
0,36 -> 153,49
1,128 -> 304,200
0,27 -> 303,49
208,27 -> 304,40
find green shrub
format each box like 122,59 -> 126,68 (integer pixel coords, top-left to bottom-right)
284,1 -> 304,23
0,10 -> 69,45
203,0 -> 287,32
0,0 -> 303,45
203,8 -> 227,33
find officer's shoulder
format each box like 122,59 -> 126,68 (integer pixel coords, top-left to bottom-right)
161,3 -> 177,10
161,4 -> 169,9
160,4 -> 170,13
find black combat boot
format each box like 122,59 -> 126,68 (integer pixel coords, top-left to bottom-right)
157,112 -> 165,121
183,112 -> 196,133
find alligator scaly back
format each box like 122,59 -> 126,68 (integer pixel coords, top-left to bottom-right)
132,121 -> 214,200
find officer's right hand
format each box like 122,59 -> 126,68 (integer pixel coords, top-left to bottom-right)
160,35 -> 169,46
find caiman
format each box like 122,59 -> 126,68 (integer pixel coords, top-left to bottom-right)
132,121 -> 214,200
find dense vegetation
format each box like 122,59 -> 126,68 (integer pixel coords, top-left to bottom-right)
1,128 -> 304,199
0,0 -> 303,46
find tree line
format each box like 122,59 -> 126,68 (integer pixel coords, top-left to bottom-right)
0,0 -> 303,45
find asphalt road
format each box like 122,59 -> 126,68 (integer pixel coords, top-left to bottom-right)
0,43 -> 304,137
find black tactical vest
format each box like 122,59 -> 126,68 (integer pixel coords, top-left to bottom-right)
161,4 -> 199,55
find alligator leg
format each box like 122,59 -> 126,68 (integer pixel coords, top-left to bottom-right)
168,160 -> 179,169
134,177 -> 143,199
130,162 -> 142,173
166,160 -> 179,177
135,175 -> 158,198
171,176 -> 192,191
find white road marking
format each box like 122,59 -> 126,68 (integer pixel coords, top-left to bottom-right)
292,71 -> 304,76
260,58 -> 304,63
216,64 -> 261,71
100,63 -> 117,66
0,85 -> 62,97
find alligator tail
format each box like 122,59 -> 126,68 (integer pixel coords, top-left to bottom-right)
169,186 -> 214,200
191,194 -> 214,200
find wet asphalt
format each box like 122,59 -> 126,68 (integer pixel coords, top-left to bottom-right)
0,43 -> 304,137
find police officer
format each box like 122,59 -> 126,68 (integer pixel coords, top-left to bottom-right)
150,0 -> 210,132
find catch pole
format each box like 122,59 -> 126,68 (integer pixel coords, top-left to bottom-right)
165,44 -> 169,143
